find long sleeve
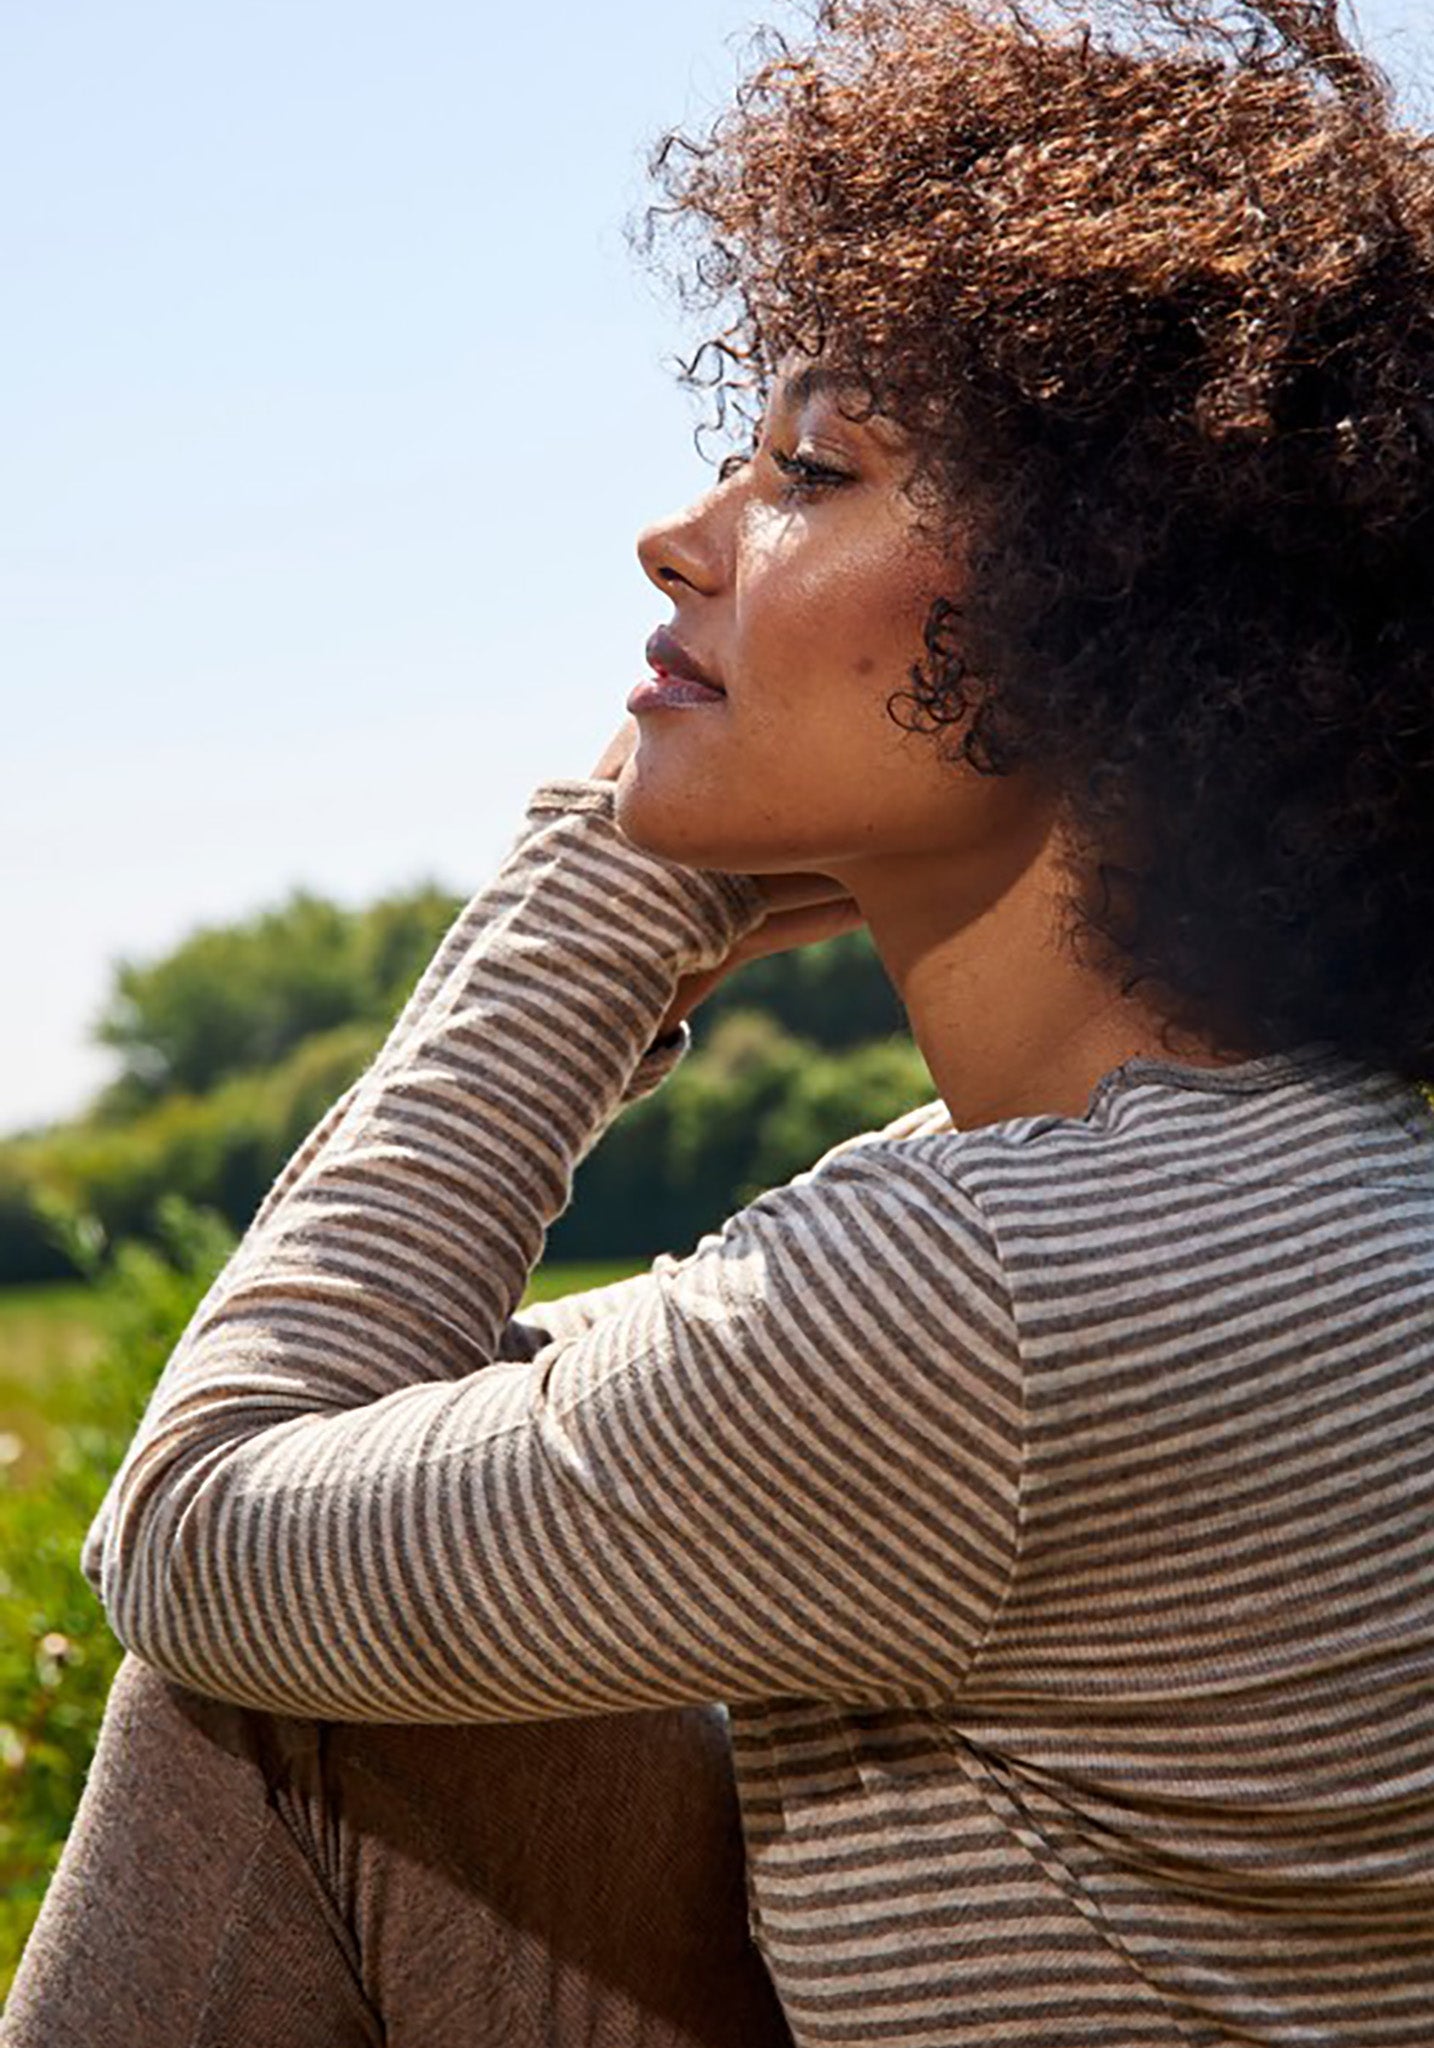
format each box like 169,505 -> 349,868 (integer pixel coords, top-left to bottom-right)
79,780 -> 706,1599
84,777 -> 1024,1723
496,1094 -> 959,1363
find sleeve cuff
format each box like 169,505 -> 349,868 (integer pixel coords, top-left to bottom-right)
522,777 -> 767,938
622,1019 -> 692,1105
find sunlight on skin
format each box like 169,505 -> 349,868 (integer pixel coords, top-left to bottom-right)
593,362 -> 1230,1130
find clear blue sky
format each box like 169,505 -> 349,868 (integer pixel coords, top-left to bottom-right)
4,0 -> 1430,1135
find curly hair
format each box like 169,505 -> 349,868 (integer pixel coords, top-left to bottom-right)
641,0 -> 1434,1081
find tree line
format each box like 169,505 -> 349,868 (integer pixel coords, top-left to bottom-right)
1,882 -> 934,1285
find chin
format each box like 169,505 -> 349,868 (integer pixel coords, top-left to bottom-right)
614,757 -> 790,876
612,745 -> 840,875
612,757 -> 759,873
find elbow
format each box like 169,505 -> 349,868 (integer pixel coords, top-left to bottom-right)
88,1427 -> 354,1718
88,1443 -> 243,1696
89,1473 -> 189,1680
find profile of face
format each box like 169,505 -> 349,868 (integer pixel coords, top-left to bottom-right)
615,360 -> 1059,903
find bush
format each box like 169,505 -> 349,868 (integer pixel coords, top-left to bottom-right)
93,884 -> 462,1103
0,1199 -> 234,1998
698,926 -> 908,1049
546,1011 -> 933,1261
0,1167 -> 77,1288
0,887 -> 920,1286
5,1007 -> 932,1282
747,1034 -> 936,1196
0,1023 -> 380,1286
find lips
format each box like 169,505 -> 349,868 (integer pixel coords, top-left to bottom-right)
645,625 -> 725,694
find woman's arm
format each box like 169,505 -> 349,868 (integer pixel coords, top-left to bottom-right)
75,774 -> 708,1589
498,1095 -> 955,1363
84,778 -> 1022,1721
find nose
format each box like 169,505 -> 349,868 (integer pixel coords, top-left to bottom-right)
636,481 -> 726,598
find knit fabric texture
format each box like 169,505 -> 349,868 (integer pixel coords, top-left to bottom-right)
83,778 -> 1434,2045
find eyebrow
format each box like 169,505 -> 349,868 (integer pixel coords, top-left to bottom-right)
779,364 -> 872,412
772,362 -> 909,451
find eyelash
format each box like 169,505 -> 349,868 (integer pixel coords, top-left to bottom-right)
715,448 -> 852,497
771,448 -> 852,497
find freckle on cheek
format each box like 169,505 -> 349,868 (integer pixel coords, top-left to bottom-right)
854,655 -> 876,676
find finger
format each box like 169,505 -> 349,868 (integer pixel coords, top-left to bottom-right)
736,897 -> 868,963
588,717 -> 639,781
753,872 -> 860,915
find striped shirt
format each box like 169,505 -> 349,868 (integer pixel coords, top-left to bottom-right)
82,776 -> 1434,2044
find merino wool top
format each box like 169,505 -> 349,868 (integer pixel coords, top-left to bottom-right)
84,778 -> 1434,2045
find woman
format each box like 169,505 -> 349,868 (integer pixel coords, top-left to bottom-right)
7,1 -> 1433,2042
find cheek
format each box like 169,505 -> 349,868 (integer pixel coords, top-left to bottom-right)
612,519 -> 960,870
743,537 -> 941,705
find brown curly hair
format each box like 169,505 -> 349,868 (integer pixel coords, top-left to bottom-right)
641,0 -> 1434,1081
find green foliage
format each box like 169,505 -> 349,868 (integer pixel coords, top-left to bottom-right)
748,1033 -> 939,1193
546,1010 -> 933,1262
698,926 -> 908,1049
92,884 -> 462,1105
0,1200 -> 234,2000
0,1163 -> 76,1288
0,882 -> 928,1285
91,892 -> 898,1114
0,1285 -> 114,1496
1,1022 -> 381,1285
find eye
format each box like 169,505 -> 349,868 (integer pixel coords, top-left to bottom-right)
769,446 -> 853,498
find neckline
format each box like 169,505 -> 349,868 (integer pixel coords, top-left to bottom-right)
1082,1041 -> 1434,1146
919,1045 -> 1432,1140
1100,1042 -> 1346,1100
920,1046 -> 1348,1138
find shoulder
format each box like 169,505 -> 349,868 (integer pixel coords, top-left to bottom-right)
685,1110 -> 1016,1365
636,1123 -> 1027,1472
788,1092 -> 1102,1241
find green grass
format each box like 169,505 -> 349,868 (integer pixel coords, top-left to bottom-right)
0,1284 -> 118,1492
0,1244 -> 649,2004
0,1214 -> 235,2008
0,1282 -> 116,1377
521,1259 -> 647,1305
0,1262 -> 645,1497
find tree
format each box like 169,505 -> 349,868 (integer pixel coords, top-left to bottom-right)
699,927 -> 907,1049
91,885 -> 462,1106
1,888 -> 925,1283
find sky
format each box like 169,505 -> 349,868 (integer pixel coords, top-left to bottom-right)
4,0 -> 1431,1137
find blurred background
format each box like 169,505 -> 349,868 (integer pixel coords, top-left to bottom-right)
7,0 -> 1428,1145
1,0 -> 1431,1991
5,0 -> 804,1141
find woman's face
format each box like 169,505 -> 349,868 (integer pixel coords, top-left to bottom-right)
615,362 -> 1055,899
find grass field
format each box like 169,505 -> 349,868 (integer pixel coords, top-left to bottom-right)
0,1285 -> 118,1491
0,1261 -> 646,1490
0,1255 -> 651,2001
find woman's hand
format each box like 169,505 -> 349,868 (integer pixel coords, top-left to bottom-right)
589,718 -> 868,1039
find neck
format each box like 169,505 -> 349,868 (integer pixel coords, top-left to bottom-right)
847,820 -> 1227,1131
